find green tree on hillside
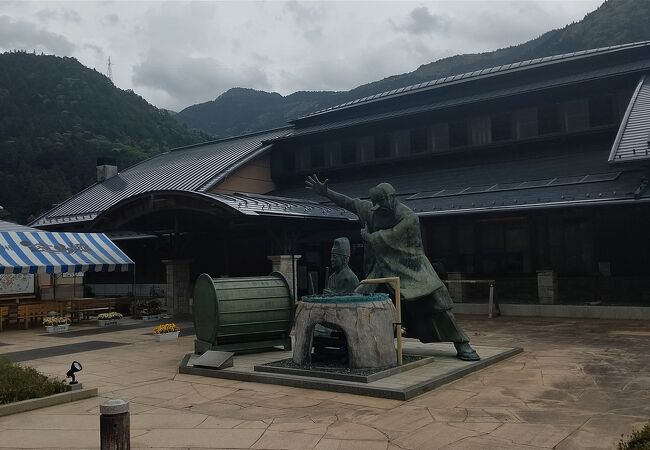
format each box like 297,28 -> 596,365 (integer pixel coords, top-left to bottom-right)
0,51 -> 209,223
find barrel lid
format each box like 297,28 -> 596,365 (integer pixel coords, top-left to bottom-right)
193,273 -> 219,343
302,293 -> 390,304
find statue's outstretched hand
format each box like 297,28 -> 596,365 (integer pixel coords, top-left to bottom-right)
305,174 -> 329,196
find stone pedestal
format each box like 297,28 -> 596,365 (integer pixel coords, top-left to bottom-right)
537,270 -> 558,305
162,259 -> 192,315
293,299 -> 397,369
267,255 -> 301,299
447,272 -> 465,303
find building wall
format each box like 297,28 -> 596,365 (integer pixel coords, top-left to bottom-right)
212,154 -> 275,194
421,204 -> 650,305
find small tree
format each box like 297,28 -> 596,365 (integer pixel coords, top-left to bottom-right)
618,421 -> 650,450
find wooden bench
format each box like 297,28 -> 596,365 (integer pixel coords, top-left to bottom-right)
0,305 -> 9,332
68,299 -> 116,322
16,302 -> 65,329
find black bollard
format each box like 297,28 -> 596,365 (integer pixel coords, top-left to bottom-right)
100,399 -> 130,450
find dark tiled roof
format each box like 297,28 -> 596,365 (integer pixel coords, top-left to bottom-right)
32,128 -> 292,227
270,60 -> 650,142
271,145 -> 650,216
296,41 -> 650,123
609,75 -> 650,163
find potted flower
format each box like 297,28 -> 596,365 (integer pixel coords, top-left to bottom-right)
43,316 -> 70,333
138,300 -> 162,321
97,312 -> 123,327
153,323 -> 180,342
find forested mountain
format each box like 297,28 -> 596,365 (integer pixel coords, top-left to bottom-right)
177,0 -> 650,137
0,52 -> 207,223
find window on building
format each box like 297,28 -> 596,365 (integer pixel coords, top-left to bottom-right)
449,121 -> 468,148
341,141 -> 357,164
478,219 -> 529,273
282,151 -> 295,172
410,128 -> 428,153
310,145 -> 325,168
491,112 -> 513,141
589,95 -> 614,127
538,104 -> 562,135
374,134 -> 391,159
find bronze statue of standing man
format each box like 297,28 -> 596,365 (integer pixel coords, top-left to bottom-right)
306,174 -> 480,361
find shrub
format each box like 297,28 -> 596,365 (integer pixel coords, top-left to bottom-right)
136,300 -> 162,317
97,312 -> 123,320
618,421 -> 650,450
153,323 -> 179,335
0,357 -> 67,405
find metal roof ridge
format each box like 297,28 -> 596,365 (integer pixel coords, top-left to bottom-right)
294,41 -> 650,122
608,75 -> 648,163
170,125 -> 293,152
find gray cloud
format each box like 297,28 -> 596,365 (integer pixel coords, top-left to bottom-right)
303,27 -> 322,42
284,1 -> 320,23
0,1 -> 605,111
132,50 -> 271,108
283,1 -> 324,42
392,7 -> 449,35
82,43 -> 104,58
35,8 -> 81,24
0,15 -> 75,55
103,14 -> 119,26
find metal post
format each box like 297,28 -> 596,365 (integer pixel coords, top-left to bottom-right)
360,276 -> 402,366
488,283 -> 495,319
100,399 -> 130,450
291,253 -> 297,302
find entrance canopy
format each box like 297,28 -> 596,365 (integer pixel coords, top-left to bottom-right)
0,224 -> 134,274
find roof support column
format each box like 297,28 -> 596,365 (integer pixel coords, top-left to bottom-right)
162,259 -> 192,315
268,255 -> 301,302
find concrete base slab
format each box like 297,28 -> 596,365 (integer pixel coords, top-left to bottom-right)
254,355 -> 435,383
179,341 -> 522,400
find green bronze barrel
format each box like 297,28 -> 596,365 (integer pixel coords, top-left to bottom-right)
193,272 -> 293,354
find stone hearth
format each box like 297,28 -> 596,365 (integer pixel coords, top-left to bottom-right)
293,294 -> 397,369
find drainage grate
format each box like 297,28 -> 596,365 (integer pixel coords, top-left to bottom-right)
0,340 -> 128,362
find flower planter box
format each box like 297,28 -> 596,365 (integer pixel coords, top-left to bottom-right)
44,324 -> 70,333
155,331 -> 179,342
142,314 -> 160,322
97,319 -> 120,327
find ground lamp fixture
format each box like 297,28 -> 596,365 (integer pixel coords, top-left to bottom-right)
66,361 -> 82,385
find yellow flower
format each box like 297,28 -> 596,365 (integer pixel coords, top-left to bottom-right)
153,323 -> 180,334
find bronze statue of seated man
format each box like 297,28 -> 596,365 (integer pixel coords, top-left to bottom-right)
312,237 -> 359,362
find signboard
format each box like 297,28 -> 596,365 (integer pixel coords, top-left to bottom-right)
0,273 -> 35,295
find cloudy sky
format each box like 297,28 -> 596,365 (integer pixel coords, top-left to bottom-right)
0,1 -> 604,111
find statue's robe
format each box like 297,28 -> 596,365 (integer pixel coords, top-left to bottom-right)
313,266 -> 359,348
341,197 -> 468,343
324,266 -> 359,295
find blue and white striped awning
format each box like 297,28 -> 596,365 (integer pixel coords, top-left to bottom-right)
0,231 -> 135,274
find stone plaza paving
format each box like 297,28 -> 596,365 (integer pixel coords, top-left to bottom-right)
0,315 -> 648,449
